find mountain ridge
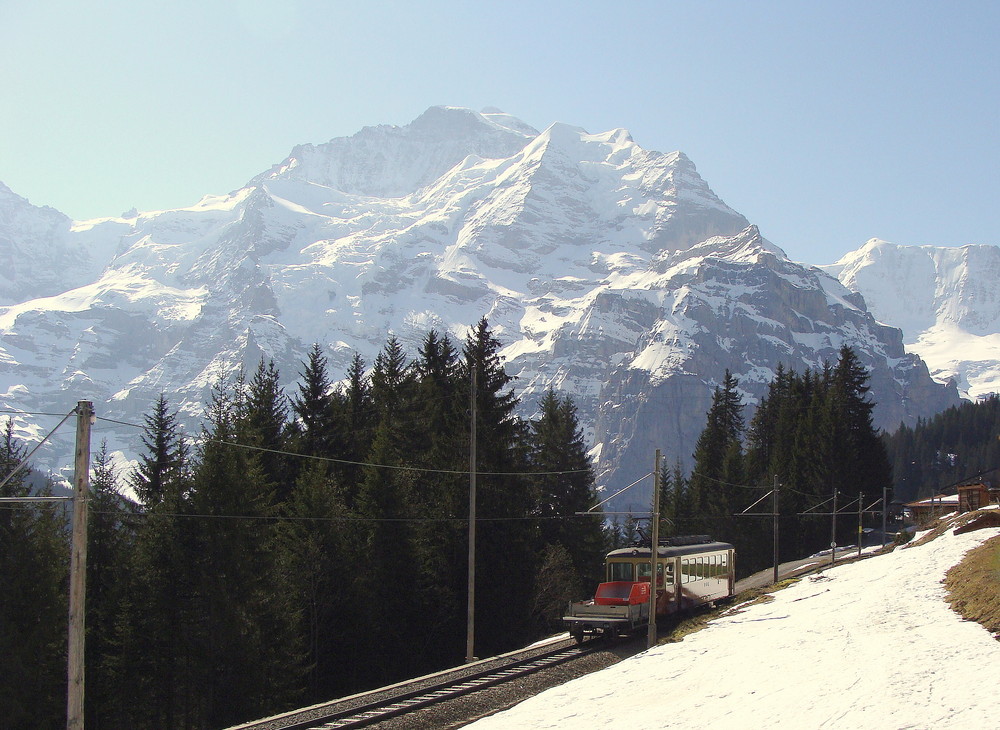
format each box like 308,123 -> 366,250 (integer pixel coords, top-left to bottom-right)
0,107 -> 964,505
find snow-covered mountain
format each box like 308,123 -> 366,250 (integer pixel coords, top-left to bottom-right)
0,182 -> 125,305
822,240 -> 1000,400
0,107 -> 959,506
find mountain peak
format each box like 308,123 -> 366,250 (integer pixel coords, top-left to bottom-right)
256,105 -> 537,197
410,105 -> 539,139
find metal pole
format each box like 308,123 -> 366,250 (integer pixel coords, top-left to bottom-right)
647,449 -> 661,649
857,491 -> 863,558
830,488 -> 837,567
465,367 -> 477,664
772,475 -> 779,585
67,401 -> 93,730
882,484 -> 888,548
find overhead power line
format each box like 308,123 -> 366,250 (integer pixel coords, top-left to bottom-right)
94,415 -> 591,478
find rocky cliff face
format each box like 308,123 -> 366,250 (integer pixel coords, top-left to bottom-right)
0,107 -> 959,501
521,226 -> 959,511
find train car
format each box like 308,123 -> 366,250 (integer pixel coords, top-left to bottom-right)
564,535 -> 735,641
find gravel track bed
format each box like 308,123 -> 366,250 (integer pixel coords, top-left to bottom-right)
366,642 -> 641,730
235,638 -> 635,730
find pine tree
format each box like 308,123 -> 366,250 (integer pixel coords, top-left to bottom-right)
277,462 -> 355,700
821,347 -> 892,546
462,318 -> 535,654
112,400 -> 199,729
529,389 -> 605,593
370,335 -> 415,422
657,459 -> 688,538
687,370 -> 745,534
290,343 -> 337,458
407,330 -> 468,668
129,393 -> 189,508
0,420 -> 68,729
187,373 -> 304,726
85,442 -> 137,729
241,358 -> 293,503
353,335 -> 424,682
337,352 -> 373,506
530,543 -> 578,632
352,423 -> 421,684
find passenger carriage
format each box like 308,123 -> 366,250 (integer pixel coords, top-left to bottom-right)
564,535 -> 735,640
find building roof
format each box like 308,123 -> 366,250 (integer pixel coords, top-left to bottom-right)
904,494 -> 959,508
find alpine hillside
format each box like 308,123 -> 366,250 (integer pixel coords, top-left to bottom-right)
0,106 -> 960,508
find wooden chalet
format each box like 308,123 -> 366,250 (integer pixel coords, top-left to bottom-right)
956,478 -> 1000,512
903,494 -> 959,525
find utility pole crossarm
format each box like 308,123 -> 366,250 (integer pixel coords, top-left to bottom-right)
0,495 -> 72,502
586,473 -> 654,512
736,489 -> 774,515
0,407 -> 76,492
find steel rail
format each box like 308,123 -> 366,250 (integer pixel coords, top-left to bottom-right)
232,639 -> 598,730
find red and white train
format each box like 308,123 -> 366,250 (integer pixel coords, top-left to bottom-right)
563,535 -> 736,641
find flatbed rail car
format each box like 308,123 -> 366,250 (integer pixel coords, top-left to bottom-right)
564,536 -> 735,640
562,581 -> 651,640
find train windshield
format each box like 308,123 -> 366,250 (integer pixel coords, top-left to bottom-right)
607,562 -> 634,582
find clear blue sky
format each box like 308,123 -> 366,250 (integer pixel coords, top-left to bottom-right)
2,0 -> 997,264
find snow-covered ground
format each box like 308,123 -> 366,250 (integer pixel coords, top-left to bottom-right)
468,523 -> 1000,729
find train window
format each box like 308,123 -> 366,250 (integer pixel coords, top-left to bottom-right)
608,562 -> 634,582
637,563 -> 652,582
656,563 -> 664,587
665,563 -> 674,584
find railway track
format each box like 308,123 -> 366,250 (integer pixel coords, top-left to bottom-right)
229,638 -> 602,730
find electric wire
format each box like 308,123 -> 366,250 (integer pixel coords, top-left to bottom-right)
1,409 -> 79,418
94,415 -> 591,477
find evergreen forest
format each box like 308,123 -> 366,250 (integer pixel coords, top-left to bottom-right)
12,330 -> 977,729
663,347 -> 894,578
0,319 -> 608,729
883,393 -> 1000,503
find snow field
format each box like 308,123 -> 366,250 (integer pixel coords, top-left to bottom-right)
467,525 -> 1000,729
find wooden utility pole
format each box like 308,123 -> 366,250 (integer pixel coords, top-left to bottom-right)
465,367 -> 477,664
67,400 -> 93,730
647,449 -> 661,650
